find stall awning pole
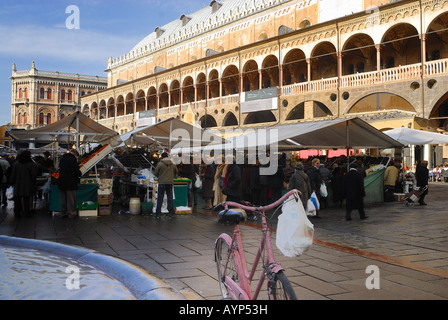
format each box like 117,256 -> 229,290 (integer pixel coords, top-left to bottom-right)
76,114 -> 80,150
168,120 -> 173,153
346,121 -> 350,170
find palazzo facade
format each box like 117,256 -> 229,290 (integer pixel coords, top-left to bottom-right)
10,62 -> 107,129
78,0 -> 447,162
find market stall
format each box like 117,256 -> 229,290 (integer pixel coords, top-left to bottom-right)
383,127 -> 448,198
111,118 -> 222,214
8,112 -> 119,217
171,117 -> 403,205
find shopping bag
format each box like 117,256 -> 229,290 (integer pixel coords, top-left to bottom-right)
6,186 -> 13,200
320,183 -> 328,198
194,173 -> 202,189
310,192 -> 320,210
307,198 -> 316,216
276,193 -> 314,257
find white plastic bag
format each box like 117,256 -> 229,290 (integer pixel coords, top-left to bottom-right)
194,173 -> 202,189
307,192 -> 320,216
311,191 -> 320,210
307,199 -> 316,216
276,193 -> 314,257
6,186 -> 13,200
320,183 -> 328,198
40,179 -> 51,194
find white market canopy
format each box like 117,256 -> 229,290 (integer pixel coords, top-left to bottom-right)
117,117 -> 223,149
29,142 -> 67,154
8,112 -> 120,146
383,127 -> 448,145
172,117 -> 403,154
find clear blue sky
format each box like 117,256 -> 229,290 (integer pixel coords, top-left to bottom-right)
0,0 -> 205,126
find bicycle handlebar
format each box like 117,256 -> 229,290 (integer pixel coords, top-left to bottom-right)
219,189 -> 300,213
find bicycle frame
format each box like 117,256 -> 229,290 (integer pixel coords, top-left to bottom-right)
217,189 -> 298,300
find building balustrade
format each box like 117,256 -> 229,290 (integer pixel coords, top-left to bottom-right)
88,58 -> 448,125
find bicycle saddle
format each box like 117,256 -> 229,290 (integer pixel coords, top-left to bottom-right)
218,209 -> 247,225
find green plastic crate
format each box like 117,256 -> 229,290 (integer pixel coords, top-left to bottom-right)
77,201 -> 98,210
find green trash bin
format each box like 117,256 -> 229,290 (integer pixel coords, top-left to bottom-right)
141,202 -> 154,215
174,185 -> 188,207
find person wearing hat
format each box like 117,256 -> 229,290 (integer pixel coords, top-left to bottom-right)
288,162 -> 311,210
343,162 -> 368,221
57,149 -> 82,219
154,152 -> 178,217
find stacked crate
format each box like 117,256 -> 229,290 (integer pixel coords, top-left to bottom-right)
98,179 -> 113,216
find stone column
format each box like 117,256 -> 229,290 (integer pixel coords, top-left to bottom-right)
375,44 -> 381,72
306,59 -> 311,83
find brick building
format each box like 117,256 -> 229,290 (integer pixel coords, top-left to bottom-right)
69,0 -> 448,164
10,61 -> 107,130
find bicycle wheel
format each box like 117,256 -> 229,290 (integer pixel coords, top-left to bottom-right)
268,271 -> 297,300
215,236 -> 239,299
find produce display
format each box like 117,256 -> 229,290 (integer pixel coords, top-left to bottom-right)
79,145 -> 113,175
79,145 -> 109,167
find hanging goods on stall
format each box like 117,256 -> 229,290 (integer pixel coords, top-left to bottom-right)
129,198 -> 141,215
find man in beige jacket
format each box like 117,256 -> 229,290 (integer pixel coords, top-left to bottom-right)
154,152 -> 178,217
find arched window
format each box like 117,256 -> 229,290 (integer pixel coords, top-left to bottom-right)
356,62 -> 365,73
47,88 -> 52,100
24,88 -> 28,99
40,88 -> 45,99
431,50 -> 440,61
19,88 -> 23,99
47,113 -> 52,125
61,89 -> 66,100
39,112 -> 45,124
18,113 -> 22,124
24,112 -> 28,124
386,57 -> 395,69
67,90 -> 73,101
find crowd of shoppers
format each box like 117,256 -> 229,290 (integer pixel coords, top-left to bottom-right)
180,153 -> 374,222
2,149 -> 82,219
4,146 -> 438,221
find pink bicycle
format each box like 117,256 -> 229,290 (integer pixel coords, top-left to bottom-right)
214,189 -> 298,300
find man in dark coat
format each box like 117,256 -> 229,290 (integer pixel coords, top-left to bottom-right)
58,149 -> 82,219
343,163 -> 368,221
9,150 -> 38,218
223,162 -> 242,203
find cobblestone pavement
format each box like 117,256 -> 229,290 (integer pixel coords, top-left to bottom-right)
0,182 -> 447,300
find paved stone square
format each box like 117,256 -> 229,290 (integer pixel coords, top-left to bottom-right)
0,182 -> 447,300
